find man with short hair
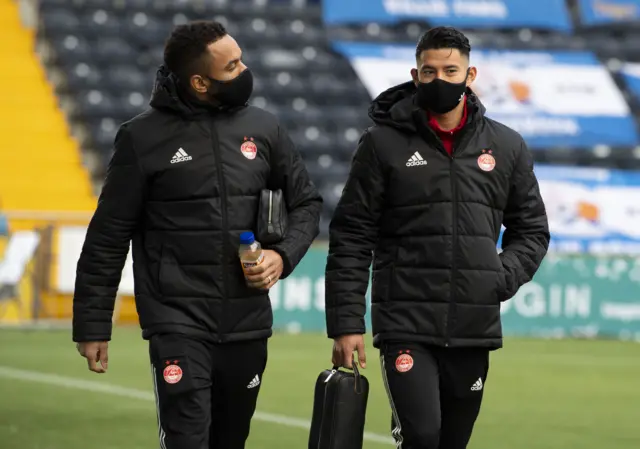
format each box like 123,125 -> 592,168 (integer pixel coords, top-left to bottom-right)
325,26 -> 549,449
72,20 -> 322,449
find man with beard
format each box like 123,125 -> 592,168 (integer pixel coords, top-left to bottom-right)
325,27 -> 549,449
72,20 -> 322,449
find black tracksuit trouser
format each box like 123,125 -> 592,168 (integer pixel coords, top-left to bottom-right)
380,341 -> 490,449
149,334 -> 268,449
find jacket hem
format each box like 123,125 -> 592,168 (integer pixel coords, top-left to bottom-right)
372,332 -> 503,350
326,328 -> 367,339
141,323 -> 273,343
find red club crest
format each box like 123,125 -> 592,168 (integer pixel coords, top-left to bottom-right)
241,137 -> 257,160
477,148 -> 496,172
163,364 -> 183,384
395,353 -> 414,373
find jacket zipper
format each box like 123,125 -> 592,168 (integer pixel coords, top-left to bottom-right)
268,190 -> 273,233
211,121 -> 228,344
448,157 -> 456,347
415,110 -> 476,346
446,127 -> 475,346
415,124 -> 456,346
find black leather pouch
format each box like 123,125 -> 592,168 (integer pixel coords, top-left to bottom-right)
308,362 -> 370,449
256,189 -> 288,245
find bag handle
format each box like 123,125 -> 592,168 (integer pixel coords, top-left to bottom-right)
332,356 -> 364,395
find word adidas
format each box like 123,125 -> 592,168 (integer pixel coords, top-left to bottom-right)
247,374 -> 261,389
171,148 -> 192,164
406,151 -> 427,167
471,377 -> 483,391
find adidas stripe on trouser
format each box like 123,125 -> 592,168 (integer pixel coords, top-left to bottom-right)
150,334 -> 268,449
380,342 -> 489,449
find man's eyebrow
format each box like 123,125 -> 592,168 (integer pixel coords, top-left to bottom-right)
225,54 -> 242,69
421,64 -> 460,70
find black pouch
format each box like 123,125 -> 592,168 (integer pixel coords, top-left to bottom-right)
308,361 -> 370,449
256,189 -> 288,245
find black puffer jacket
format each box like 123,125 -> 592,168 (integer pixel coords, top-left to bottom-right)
325,82 -> 549,349
73,68 -> 322,343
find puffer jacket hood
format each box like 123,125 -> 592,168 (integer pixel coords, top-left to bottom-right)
149,65 -> 241,118
368,80 -> 487,132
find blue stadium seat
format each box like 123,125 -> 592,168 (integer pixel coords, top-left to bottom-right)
309,74 -> 367,105
93,38 -> 137,64
71,90 -> 120,120
83,117 -> 120,150
40,8 -> 81,37
121,12 -> 172,46
620,33 -> 640,58
306,159 -> 351,187
279,20 -> 325,46
266,72 -> 308,100
78,9 -> 122,38
586,34 -> 623,56
49,35 -> 92,66
137,46 -> 164,70
323,105 -> 372,131
105,66 -> 149,92
319,181 -> 346,213
62,63 -> 103,92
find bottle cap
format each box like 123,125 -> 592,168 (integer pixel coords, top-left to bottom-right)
239,231 -> 255,245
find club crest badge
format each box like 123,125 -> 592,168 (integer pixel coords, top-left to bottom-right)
477,149 -> 496,172
241,137 -> 257,160
163,361 -> 183,384
395,352 -> 414,373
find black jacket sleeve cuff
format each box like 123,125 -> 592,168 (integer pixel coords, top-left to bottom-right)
271,244 -> 294,279
72,320 -> 113,342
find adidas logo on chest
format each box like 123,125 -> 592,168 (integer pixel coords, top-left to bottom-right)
171,147 -> 192,164
406,151 -> 427,167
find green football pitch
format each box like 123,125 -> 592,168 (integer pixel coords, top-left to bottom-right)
0,327 -> 638,449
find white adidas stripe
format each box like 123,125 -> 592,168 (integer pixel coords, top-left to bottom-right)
414,152 -> 424,161
178,148 -> 188,157
151,365 -> 167,449
380,355 -> 404,448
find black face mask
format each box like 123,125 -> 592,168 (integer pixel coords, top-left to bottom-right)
206,68 -> 253,108
416,72 -> 468,114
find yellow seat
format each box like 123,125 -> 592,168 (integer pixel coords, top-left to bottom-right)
0,1 -> 97,221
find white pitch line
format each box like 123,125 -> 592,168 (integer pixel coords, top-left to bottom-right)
0,366 -> 393,445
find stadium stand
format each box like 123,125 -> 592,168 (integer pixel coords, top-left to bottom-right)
33,0 -> 640,239
0,0 -> 96,214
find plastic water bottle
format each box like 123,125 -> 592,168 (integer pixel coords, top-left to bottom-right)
239,232 -> 264,281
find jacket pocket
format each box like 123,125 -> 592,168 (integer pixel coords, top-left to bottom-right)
372,246 -> 397,303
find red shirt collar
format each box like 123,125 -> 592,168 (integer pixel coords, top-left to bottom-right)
427,98 -> 468,136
